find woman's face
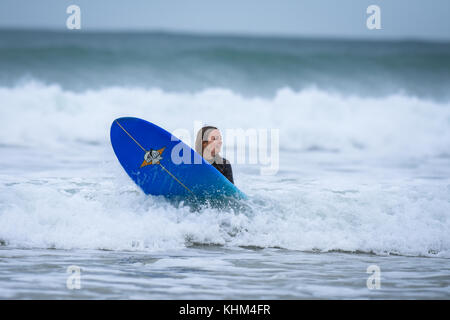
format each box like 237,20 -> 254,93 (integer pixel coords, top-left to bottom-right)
204,129 -> 222,158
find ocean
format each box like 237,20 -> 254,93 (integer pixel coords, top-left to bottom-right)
0,29 -> 449,299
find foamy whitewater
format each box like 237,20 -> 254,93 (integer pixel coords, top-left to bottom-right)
0,30 -> 449,299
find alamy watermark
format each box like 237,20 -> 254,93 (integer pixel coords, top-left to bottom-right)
66,5 -> 81,30
66,5 -> 381,32
170,121 -> 280,175
66,265 -> 81,290
367,5 -> 381,30
366,265 -> 381,290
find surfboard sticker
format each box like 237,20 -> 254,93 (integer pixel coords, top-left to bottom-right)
141,148 -> 165,168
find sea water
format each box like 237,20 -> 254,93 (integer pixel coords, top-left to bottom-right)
0,30 -> 449,299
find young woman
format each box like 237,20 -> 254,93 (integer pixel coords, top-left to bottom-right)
195,126 -> 234,184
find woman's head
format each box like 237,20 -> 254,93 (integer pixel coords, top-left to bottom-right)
195,126 -> 222,159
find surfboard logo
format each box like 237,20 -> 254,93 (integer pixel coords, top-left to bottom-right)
140,147 -> 166,168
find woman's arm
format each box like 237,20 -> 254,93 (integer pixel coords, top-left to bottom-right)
223,160 -> 234,185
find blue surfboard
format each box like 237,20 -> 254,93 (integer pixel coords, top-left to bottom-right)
110,117 -> 247,202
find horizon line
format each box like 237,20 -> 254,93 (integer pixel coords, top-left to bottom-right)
1,26 -> 449,44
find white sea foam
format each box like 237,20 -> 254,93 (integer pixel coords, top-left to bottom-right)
0,81 -> 449,158
0,82 -> 449,257
0,167 -> 449,257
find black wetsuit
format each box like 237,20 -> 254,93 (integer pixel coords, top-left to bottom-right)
209,156 -> 234,184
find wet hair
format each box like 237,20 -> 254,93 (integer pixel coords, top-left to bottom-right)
195,126 -> 218,157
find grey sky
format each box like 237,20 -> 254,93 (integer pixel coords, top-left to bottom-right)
0,0 -> 449,40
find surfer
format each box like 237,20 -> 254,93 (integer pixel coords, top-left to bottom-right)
195,126 -> 234,184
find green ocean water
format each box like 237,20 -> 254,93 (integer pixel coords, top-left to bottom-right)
0,29 -> 449,99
